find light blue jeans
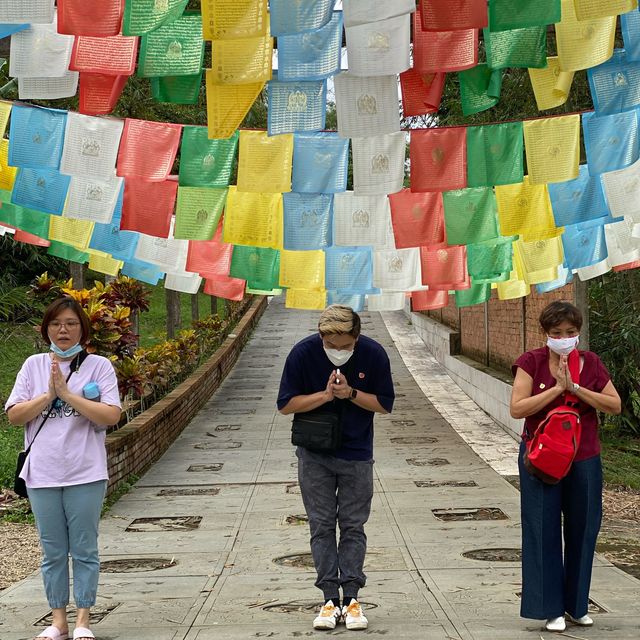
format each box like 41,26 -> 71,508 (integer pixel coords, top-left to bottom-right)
28,480 -> 106,609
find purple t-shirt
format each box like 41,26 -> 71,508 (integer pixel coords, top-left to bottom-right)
5,353 -> 121,488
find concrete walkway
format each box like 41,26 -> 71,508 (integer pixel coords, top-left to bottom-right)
2,297 -> 640,639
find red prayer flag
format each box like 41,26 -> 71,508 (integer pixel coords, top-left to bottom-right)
420,245 -> 469,288
120,177 -> 178,238
420,0 -> 488,31
613,260 -> 640,272
79,73 -> 128,115
410,127 -> 467,192
186,222 -> 233,277
58,0 -> 124,37
117,119 -> 182,182
204,276 -> 246,301
70,35 -> 138,76
388,189 -> 446,248
400,68 -> 445,117
13,229 -> 51,247
411,289 -> 449,311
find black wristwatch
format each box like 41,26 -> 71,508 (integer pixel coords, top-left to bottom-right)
349,387 -> 358,400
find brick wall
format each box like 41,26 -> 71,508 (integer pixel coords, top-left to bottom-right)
105,296 -> 267,495
488,294 -> 524,372
460,302 -> 486,363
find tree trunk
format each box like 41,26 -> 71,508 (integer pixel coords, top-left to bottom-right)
166,289 -> 181,339
69,262 -> 85,290
210,295 -> 218,316
191,293 -> 199,323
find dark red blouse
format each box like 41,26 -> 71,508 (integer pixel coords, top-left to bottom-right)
512,347 -> 612,461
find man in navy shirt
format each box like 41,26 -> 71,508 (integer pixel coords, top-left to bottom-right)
277,304 -> 394,631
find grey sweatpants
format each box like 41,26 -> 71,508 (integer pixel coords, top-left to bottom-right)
296,446 -> 374,601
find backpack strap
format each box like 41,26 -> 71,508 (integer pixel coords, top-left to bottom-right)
564,348 -> 581,404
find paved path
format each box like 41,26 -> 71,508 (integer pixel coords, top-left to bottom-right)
2,297 -> 640,639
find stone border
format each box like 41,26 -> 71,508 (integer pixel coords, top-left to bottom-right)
105,296 -> 268,495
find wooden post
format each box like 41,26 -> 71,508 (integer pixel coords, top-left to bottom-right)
191,293 -> 199,323
573,278 -> 590,350
210,295 -> 218,316
166,289 -> 181,339
69,262 -> 85,289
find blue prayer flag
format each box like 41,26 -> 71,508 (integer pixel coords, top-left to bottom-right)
561,221 -> 608,270
292,132 -> 349,193
11,167 -> 71,215
270,0 -> 334,36
283,192 -> 333,250
327,291 -> 366,311
588,49 -> 640,115
121,259 -> 164,285
621,9 -> 640,61
583,110 -> 639,175
325,246 -> 373,293
267,77 -> 327,136
535,264 -> 573,293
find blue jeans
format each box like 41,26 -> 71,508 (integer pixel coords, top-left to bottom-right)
519,442 -> 602,620
28,480 -> 106,609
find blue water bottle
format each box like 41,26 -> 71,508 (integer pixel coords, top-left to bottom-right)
83,382 -> 101,402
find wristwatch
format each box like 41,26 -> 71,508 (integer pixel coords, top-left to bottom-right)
572,383 -> 580,393
349,387 -> 358,400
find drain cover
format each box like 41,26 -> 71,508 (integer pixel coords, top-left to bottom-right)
157,487 -> 220,496
188,463 -> 223,472
391,436 -> 438,445
392,420 -> 416,426
37,604 -> 119,625
285,484 -> 301,494
415,480 -> 478,488
463,548 -> 521,562
263,600 -> 378,614
406,458 -> 450,466
432,507 -> 508,522
220,408 -> 256,415
273,553 -> 315,568
101,557 -> 176,573
213,424 -> 241,432
125,516 -> 202,532
284,514 -> 309,525
194,441 -> 242,450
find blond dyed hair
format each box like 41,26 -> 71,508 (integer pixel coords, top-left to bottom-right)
318,304 -> 361,337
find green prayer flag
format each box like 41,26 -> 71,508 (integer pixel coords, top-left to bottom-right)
443,187 -> 499,245
0,203 -> 50,238
246,287 -> 283,296
455,282 -> 491,307
123,0 -> 188,36
151,71 -> 203,104
47,241 -> 90,263
138,12 -> 204,77
174,186 -> 227,240
488,0 -> 561,32
466,122 -> 524,187
467,236 -> 515,281
0,188 -> 12,203
179,127 -> 239,187
230,245 -> 280,291
458,64 -> 502,116
484,26 -> 547,70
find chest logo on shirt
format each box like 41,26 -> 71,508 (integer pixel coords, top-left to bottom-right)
539,383 -> 545,389
359,372 -> 365,379
42,402 -> 81,419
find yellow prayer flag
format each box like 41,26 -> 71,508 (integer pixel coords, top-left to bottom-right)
49,216 -> 95,251
88,252 -> 123,277
0,101 -> 11,137
516,235 -> 564,276
512,240 -> 559,285
206,72 -> 264,139
556,0 -> 615,72
495,177 -> 556,238
279,249 -> 325,290
0,139 -> 18,191
285,288 -> 328,310
202,0 -> 268,40
523,115 -> 580,185
223,186 -> 283,248
574,0 -> 637,21
496,273 -> 530,300
528,57 -> 574,110
237,131 -> 293,194
210,35 -> 273,84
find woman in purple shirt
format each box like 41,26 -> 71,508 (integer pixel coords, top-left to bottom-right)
5,297 -> 121,640
510,301 -> 621,633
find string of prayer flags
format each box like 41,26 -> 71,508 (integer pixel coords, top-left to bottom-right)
229,245 -> 280,290
78,74 -> 129,116
621,9 -> 640,61
413,13 -> 478,73
334,73 -> 400,138
523,114 -> 580,184
292,132 -> 349,193
574,0 -> 637,21
267,79 -> 327,136
11,168 -> 71,216
135,231 -> 188,273
276,11 -> 343,82
283,192 -> 333,250
345,14 -> 411,78
466,122 -> 524,187
0,203 -> 51,239
561,221 -> 608,269
399,69 -> 446,117
420,245 -> 468,289
279,249 -> 325,290
270,0 -> 333,36
151,73 -> 203,105
210,34 -> 273,85
410,127 -> 467,192
333,192 -> 392,248
0,1 -> 54,24
202,0 -> 268,40
236,131 -> 293,193
458,64 -> 502,116
344,0 -> 415,28
411,289 -> 449,311
8,105 -> 67,169
483,26 -> 547,70
0,140 -> 18,191
388,189 -> 446,249
179,128 -> 238,187
373,248 -> 421,291
324,246 -> 374,292
328,292 -> 365,312
116,119 -> 182,182
352,132 -> 406,196
419,0 -> 487,31
548,165 -> 610,225
285,288 -> 327,311
18,72 -> 79,101
121,259 -> 164,285
138,12 -> 204,78
185,223 -> 233,277
64,174 -> 124,223
583,110 -> 640,175
528,57 -> 574,110
174,186 -> 227,240
204,276 -> 246,301
120,177 -> 178,238
443,187 -> 499,245
165,271 -> 202,294
455,282 -> 491,307
587,49 -> 640,115
601,159 -> 640,219
60,112 -> 125,178
70,35 -> 139,77
516,235 -> 565,275
555,0 -> 616,72
366,291 -> 406,312
223,187 -> 283,249
123,0 -> 188,36
49,215 -> 94,251
488,0 -> 560,32
466,236 -> 514,282
58,0 -> 124,37
47,241 -> 89,263
90,221 -> 139,262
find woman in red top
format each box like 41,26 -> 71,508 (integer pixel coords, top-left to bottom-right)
510,301 -> 620,633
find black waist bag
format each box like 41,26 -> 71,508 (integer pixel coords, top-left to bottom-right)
291,410 -> 342,453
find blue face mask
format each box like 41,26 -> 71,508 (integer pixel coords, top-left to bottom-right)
50,342 -> 84,358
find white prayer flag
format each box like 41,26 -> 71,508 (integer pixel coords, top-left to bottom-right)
333,191 -> 392,248
366,291 -> 407,311
18,71 -> 79,100
352,132 -> 406,196
64,174 -> 124,224
372,247 -> 421,291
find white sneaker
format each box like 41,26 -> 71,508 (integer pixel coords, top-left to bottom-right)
545,616 -> 567,632
313,601 -> 342,630
567,613 -> 594,626
343,600 -> 368,630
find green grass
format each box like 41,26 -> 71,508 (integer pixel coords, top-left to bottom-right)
601,430 -> 640,491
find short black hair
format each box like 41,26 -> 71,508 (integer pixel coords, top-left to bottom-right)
539,300 -> 583,333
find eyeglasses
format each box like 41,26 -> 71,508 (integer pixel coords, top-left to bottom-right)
49,320 -> 81,330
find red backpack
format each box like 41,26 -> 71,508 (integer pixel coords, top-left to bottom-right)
524,350 -> 581,484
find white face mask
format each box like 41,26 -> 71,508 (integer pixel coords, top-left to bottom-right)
547,335 -> 579,356
323,348 -> 354,367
